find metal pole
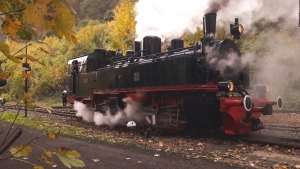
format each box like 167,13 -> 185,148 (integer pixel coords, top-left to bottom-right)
24,42 -> 28,117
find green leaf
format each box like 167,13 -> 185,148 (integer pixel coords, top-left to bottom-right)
9,145 -> 33,157
56,147 -> 85,168
26,104 -> 36,109
16,29 -> 33,40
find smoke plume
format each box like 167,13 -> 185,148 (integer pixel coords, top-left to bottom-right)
135,0 -> 298,40
205,46 -> 248,77
73,98 -> 146,128
205,0 -> 229,13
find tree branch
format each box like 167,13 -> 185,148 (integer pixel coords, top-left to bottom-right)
13,43 -> 33,56
0,128 -> 23,155
0,106 -> 21,148
0,8 -> 26,16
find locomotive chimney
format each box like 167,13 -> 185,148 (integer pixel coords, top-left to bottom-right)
203,13 -> 217,38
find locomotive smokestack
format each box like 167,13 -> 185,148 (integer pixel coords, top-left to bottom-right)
203,13 -> 217,38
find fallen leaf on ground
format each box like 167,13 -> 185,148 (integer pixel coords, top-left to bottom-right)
158,141 -> 163,147
93,159 -> 99,162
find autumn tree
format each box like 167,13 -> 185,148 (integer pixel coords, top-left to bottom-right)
0,0 -> 77,82
107,0 -> 137,52
0,1 -> 85,168
79,0 -> 119,22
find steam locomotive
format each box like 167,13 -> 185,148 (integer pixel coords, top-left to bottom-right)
67,13 -> 283,135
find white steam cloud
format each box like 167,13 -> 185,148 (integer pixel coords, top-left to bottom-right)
205,46 -> 249,76
74,98 -> 146,128
135,0 -> 298,40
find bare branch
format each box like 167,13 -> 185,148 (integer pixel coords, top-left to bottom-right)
0,106 -> 21,147
12,43 -> 33,56
0,135 -> 38,160
0,128 -> 23,155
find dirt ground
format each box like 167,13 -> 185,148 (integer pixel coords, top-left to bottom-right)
0,121 -> 242,169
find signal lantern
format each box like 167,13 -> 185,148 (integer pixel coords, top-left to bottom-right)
230,17 -> 244,40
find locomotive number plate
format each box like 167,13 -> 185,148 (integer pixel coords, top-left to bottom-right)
134,72 -> 140,81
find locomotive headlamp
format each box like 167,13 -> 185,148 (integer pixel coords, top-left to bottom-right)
238,24 -> 244,34
218,81 -> 234,92
230,17 -> 243,40
256,84 -> 269,93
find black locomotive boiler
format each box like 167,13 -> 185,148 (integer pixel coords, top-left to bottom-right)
67,13 -> 283,135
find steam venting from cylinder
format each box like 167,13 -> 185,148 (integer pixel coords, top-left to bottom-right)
142,36 -> 161,56
203,13 -> 217,39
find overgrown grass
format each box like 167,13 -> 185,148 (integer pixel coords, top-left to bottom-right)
0,112 -> 136,147
33,97 -> 62,107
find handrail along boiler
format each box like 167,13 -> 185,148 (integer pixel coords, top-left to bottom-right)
67,13 -> 283,135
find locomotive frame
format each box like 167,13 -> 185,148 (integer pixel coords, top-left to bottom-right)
67,13 -> 283,135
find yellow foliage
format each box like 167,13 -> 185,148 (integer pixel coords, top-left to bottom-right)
0,70 -> 12,80
47,129 -> 60,139
23,0 -> 54,30
44,150 -> 53,158
0,42 -> 21,63
16,0 -> 77,43
9,145 -> 33,158
42,155 -> 53,165
15,54 -> 37,61
1,15 -> 23,40
108,0 -> 137,51
0,1 -> 10,13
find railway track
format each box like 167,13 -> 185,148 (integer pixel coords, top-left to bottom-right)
226,134 -> 300,149
1,104 -> 300,149
0,104 -> 78,118
273,109 -> 300,114
264,124 -> 300,133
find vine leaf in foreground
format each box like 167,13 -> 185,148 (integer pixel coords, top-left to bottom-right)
56,147 -> 85,168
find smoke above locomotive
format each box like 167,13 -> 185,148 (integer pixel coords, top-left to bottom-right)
135,0 -> 298,40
